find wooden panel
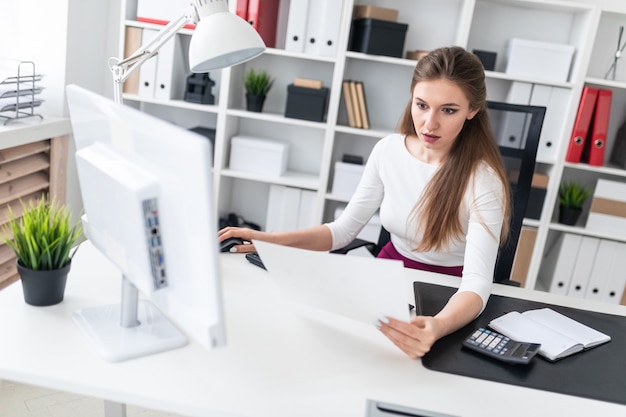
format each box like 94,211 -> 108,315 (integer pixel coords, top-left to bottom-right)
0,172 -> 49,207
0,153 -> 50,185
0,246 -> 17,290
49,134 -> 69,204
510,227 -> 538,287
0,141 -> 50,164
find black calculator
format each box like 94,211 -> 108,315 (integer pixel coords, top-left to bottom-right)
462,327 -> 541,364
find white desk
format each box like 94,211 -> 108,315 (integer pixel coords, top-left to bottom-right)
1,242 -> 625,417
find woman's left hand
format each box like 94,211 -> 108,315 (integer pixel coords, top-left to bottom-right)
376,315 -> 443,358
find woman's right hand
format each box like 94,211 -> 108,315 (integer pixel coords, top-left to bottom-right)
218,226 -> 257,253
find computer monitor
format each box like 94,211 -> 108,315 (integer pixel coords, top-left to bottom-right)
66,84 -> 225,361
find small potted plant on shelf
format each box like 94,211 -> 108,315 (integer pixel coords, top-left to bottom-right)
558,180 -> 592,226
244,68 -> 274,112
3,195 -> 83,306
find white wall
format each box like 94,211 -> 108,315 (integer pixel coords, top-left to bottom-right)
0,0 -> 120,222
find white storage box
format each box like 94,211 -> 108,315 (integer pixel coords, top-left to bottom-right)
229,136 -> 289,177
505,38 -> 575,83
331,162 -> 365,197
586,179 -> 626,236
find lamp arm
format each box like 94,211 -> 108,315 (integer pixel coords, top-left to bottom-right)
108,3 -> 199,104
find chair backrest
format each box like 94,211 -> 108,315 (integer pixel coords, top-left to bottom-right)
487,101 -> 546,285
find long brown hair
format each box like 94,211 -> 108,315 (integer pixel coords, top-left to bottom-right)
397,46 -> 511,251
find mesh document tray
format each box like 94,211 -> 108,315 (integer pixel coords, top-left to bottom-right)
414,281 -> 626,405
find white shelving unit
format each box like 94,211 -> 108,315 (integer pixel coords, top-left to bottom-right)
113,0 -> 626,301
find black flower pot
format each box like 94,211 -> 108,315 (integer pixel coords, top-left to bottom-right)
558,205 -> 582,226
246,93 -> 266,112
17,261 -> 71,306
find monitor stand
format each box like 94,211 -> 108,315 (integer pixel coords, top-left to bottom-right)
73,276 -> 187,362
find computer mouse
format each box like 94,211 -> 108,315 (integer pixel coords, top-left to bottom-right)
220,237 -> 244,252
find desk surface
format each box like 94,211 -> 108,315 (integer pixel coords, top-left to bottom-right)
1,242 -> 625,417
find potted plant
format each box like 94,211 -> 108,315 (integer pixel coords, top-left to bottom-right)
558,180 -> 591,226
244,68 -> 274,112
3,195 -> 83,306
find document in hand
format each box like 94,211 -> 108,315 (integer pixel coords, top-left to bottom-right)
489,308 -> 611,361
253,240 -> 410,325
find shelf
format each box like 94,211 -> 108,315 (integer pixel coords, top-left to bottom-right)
548,222 -> 626,243
226,109 -> 328,129
123,94 -> 220,113
220,169 -> 320,191
563,162 -> 626,178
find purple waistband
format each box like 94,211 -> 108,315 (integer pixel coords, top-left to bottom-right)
377,241 -> 463,278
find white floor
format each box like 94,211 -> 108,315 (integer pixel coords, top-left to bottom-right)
0,380 -> 184,417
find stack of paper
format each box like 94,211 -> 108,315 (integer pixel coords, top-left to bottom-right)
0,59 -> 44,114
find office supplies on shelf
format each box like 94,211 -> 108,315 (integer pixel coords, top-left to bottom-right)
566,236 -> 599,299
284,0 -> 308,52
489,308 -> 611,361
584,88 -> 611,166
541,232 -> 582,295
122,27 -> 142,94
236,0 -> 248,21
137,28 -> 159,98
566,86 -> 598,163
247,0 -> 280,48
342,80 -> 357,127
153,33 -> 187,100
253,240 -> 410,325
0,60 -> 44,125
293,77 -> 323,89
585,239 -> 626,304
355,81 -> 370,129
264,185 -> 316,231
349,81 -> 362,127
586,178 -> 626,236
136,0 -> 196,29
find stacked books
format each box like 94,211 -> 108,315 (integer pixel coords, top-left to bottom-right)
0,59 -> 44,119
342,80 -> 370,129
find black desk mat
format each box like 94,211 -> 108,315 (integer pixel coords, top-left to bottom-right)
415,282 -> 626,405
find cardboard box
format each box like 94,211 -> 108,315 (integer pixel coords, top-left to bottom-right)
353,5 -> 398,22
229,136 -> 288,177
348,18 -> 408,58
331,161 -> 365,198
586,179 -> 626,235
505,38 -> 575,82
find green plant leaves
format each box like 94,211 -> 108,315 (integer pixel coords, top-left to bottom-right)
559,181 -> 591,209
3,195 -> 83,270
244,69 -> 274,96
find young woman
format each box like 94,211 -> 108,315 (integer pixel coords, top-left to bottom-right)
218,46 -> 511,358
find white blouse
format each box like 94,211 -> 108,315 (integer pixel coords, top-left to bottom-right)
325,133 -> 505,310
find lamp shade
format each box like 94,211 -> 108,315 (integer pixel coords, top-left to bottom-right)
189,10 -> 265,72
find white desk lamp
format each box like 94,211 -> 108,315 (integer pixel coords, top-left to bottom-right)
108,0 -> 266,104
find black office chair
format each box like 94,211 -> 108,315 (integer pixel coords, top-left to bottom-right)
332,101 -> 546,286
